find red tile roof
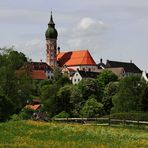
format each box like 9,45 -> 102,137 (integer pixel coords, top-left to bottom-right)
57,50 -> 96,67
31,70 -> 47,80
25,104 -> 41,110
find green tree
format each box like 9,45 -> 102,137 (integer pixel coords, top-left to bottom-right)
0,94 -> 15,121
0,47 -> 33,118
7,50 -> 27,69
70,86 -> 83,117
78,78 -> 100,101
97,70 -> 118,86
139,81 -> 148,111
40,83 -> 60,115
80,95 -> 103,118
38,80 -> 53,95
112,76 -> 144,112
53,67 -> 62,81
97,70 -> 118,98
56,75 -> 71,86
57,85 -> 72,114
102,82 -> 118,114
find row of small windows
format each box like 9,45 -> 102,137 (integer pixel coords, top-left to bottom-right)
74,79 -> 80,82
77,68 -> 92,71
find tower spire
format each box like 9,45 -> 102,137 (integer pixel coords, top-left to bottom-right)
48,11 -> 55,26
45,11 -> 58,67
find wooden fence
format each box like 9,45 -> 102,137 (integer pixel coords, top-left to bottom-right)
51,117 -> 148,127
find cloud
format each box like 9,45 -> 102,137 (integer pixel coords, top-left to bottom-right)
78,17 -> 104,30
15,39 -> 45,62
59,17 -> 108,53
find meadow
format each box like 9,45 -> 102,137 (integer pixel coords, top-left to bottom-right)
0,120 -> 148,148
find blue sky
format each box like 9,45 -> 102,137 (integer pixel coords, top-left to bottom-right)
0,0 -> 148,71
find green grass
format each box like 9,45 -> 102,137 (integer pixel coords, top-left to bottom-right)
0,120 -> 148,148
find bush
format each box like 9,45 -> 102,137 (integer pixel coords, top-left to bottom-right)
80,96 -> 103,118
19,108 -> 34,120
54,111 -> 70,118
104,112 -> 148,121
10,114 -> 22,121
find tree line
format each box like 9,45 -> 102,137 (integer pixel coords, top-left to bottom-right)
0,47 -> 148,121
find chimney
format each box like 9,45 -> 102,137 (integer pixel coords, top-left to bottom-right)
100,58 -> 103,63
57,46 -> 60,54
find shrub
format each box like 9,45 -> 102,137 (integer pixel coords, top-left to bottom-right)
10,114 -> 22,121
54,111 -> 70,118
19,108 -> 34,120
80,96 -> 103,118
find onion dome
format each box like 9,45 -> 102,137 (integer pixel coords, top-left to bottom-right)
45,12 -> 58,39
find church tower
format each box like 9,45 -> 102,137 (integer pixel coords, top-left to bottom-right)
45,12 -> 58,67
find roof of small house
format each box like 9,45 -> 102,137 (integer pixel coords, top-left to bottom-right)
31,70 -> 47,80
78,70 -> 99,79
106,60 -> 142,73
57,50 -> 96,67
25,104 -> 41,110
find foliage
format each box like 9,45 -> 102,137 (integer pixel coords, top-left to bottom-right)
140,82 -> 148,111
1,47 -> 148,120
54,111 -> 70,118
80,95 -> 103,118
57,85 -> 72,113
38,79 -> 53,95
10,114 -> 22,121
97,70 -> 118,98
69,86 -> 83,117
57,85 -> 84,117
0,94 -> 15,121
97,70 -> 118,86
40,83 -> 60,114
78,78 -> 100,101
56,75 -> 71,86
102,82 -> 118,114
7,50 -> 27,69
112,76 -> 147,112
53,66 -> 62,81
19,108 -> 34,120
0,47 -> 33,120
40,83 -> 83,117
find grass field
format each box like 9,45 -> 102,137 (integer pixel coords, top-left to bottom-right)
0,120 -> 148,148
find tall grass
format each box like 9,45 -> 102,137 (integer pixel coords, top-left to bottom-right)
0,120 -> 147,148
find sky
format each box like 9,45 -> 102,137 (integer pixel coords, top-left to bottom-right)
0,0 -> 148,71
